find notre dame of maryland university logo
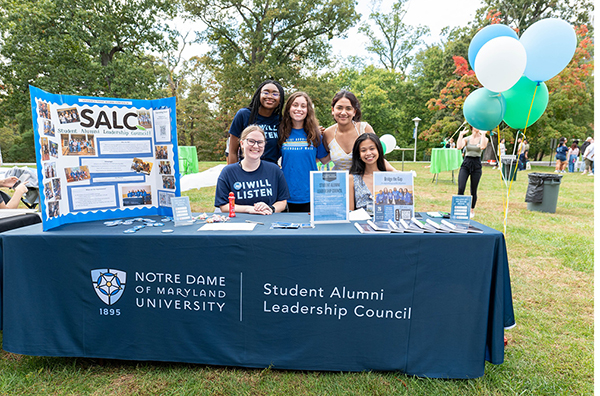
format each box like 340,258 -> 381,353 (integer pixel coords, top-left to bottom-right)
91,269 -> 127,305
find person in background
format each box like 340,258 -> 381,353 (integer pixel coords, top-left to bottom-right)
518,139 -> 530,171
0,177 -> 28,209
567,142 -> 580,173
555,139 -> 569,173
322,90 -> 395,171
348,133 -> 389,215
580,137 -> 592,173
227,80 -> 285,165
456,126 -> 488,218
279,92 -> 329,212
215,125 -> 289,214
582,137 -> 594,176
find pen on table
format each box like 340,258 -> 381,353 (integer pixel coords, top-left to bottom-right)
245,220 -> 264,225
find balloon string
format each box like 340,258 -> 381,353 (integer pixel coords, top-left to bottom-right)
503,85 -> 538,234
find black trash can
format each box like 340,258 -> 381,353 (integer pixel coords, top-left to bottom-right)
525,173 -> 563,213
501,158 -> 518,182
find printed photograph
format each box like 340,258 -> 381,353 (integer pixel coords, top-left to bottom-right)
374,186 -> 414,206
121,185 -> 152,206
44,162 -> 57,179
43,119 -> 55,136
138,110 -> 152,129
49,141 -> 59,158
155,145 -> 168,159
65,166 -> 91,183
162,175 -> 175,190
61,134 -> 96,156
131,157 -> 153,175
57,107 -> 81,124
41,137 -> 50,161
48,201 -> 60,218
52,178 -> 62,200
158,161 -> 172,175
37,100 -> 51,119
43,181 -> 54,201
159,191 -> 174,207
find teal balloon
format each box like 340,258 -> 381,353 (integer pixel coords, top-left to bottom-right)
463,88 -> 506,131
503,76 -> 549,128
381,141 -> 387,154
468,24 -> 519,70
520,18 -> 577,82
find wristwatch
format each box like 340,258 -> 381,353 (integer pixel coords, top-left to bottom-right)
269,205 -> 276,213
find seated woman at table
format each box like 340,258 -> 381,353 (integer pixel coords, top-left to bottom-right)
0,177 -> 28,209
215,125 -> 289,215
349,133 -> 390,215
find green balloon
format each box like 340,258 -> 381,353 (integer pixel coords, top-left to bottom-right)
381,141 -> 387,154
503,76 -> 549,129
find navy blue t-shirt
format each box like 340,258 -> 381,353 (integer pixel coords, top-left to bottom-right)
229,108 -> 281,163
281,128 -> 328,204
215,161 -> 290,208
556,145 -> 568,161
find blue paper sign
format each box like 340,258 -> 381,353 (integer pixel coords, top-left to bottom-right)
310,171 -> 349,224
30,86 -> 178,230
451,195 -> 472,221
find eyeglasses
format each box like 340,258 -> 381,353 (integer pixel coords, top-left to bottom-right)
261,91 -> 280,98
245,138 -> 265,147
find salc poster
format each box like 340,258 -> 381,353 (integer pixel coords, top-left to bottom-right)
30,86 -> 179,231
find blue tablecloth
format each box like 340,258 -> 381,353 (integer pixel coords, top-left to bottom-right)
0,213 -> 514,378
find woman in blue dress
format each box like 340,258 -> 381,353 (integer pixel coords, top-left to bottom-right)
349,133 -> 389,215
279,92 -> 329,212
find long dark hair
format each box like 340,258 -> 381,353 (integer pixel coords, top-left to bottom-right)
349,133 -> 386,175
279,91 -> 320,147
331,90 -> 362,122
247,80 -> 285,124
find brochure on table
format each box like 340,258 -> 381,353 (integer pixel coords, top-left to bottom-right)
30,86 -> 179,231
373,171 -> 414,222
309,171 -> 349,224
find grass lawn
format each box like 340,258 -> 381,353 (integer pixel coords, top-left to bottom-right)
0,162 -> 593,395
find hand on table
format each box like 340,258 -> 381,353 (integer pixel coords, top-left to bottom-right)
250,202 -> 273,215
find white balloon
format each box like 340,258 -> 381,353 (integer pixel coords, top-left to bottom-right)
379,134 -> 396,155
474,36 -> 527,93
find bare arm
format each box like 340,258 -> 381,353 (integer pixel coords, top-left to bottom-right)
227,135 -> 240,164
479,132 -> 489,150
456,130 -> 468,150
0,184 -> 27,209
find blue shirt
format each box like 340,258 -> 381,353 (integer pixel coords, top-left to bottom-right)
215,161 -> 290,207
556,145 -> 568,161
281,128 -> 327,204
229,108 -> 281,164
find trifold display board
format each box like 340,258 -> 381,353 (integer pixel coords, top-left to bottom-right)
30,86 -> 179,231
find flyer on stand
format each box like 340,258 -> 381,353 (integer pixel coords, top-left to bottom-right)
373,171 -> 414,222
451,195 -> 472,222
310,171 -> 349,224
30,86 -> 178,230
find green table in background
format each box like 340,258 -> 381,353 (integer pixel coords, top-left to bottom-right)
430,148 -> 463,184
178,146 -> 199,175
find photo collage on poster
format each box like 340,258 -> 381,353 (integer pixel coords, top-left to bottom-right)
31,87 -> 178,230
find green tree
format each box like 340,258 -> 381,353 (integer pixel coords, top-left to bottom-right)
358,0 -> 429,75
0,0 -> 177,160
477,0 -> 594,34
183,0 -> 360,111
